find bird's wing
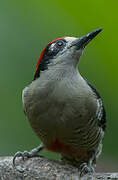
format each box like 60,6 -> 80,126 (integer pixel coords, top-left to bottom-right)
85,80 -> 106,131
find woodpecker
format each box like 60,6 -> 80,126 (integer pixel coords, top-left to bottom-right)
13,28 -> 106,176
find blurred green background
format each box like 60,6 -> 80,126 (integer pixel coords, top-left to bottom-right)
0,0 -> 118,171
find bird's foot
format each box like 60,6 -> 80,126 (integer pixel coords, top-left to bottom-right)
79,162 -> 95,177
13,143 -> 44,173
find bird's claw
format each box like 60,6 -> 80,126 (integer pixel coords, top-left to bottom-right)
13,151 -> 33,173
13,144 -> 44,173
79,162 -> 94,177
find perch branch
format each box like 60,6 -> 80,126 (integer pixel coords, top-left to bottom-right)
0,156 -> 117,180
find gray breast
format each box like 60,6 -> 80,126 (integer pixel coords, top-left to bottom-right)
22,74 -> 103,152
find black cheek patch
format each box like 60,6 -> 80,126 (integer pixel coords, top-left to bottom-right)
33,53 -> 53,80
33,38 -> 66,80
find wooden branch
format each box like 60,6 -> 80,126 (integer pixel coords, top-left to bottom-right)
0,156 -> 117,180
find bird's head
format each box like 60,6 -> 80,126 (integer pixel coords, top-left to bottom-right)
34,28 -> 103,80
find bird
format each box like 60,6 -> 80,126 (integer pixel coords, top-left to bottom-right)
13,28 -> 106,176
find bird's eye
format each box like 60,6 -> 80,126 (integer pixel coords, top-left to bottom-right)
56,41 -> 64,48
45,39 -> 66,57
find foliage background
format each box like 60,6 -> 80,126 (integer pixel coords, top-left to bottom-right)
0,0 -> 118,171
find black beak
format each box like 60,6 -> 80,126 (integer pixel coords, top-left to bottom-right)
71,28 -> 103,50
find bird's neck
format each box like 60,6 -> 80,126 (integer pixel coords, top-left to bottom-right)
38,64 -> 79,82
